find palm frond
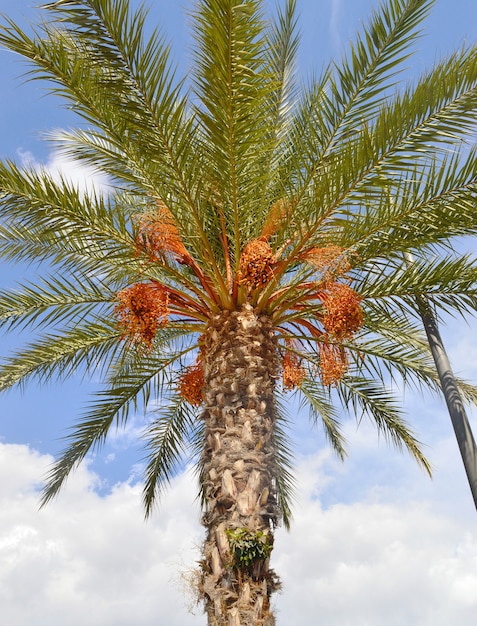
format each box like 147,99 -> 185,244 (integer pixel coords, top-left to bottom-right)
298,378 -> 347,460
0,0 -> 209,243
40,345 -> 185,506
337,376 -> 432,475
0,320 -> 122,391
327,0 -> 434,139
142,397 -> 199,518
0,160 -> 134,261
272,394 -> 296,530
363,254 -> 477,319
0,274 -> 113,330
256,0 -> 300,208
191,0 -> 277,254
283,0 -> 434,200
340,151 -> 477,258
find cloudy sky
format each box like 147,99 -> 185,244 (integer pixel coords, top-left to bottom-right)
1,1 -> 477,624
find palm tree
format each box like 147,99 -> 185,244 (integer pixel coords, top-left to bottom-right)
1,0 -> 477,623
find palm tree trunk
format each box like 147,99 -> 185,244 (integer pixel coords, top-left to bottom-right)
404,252 -> 477,510
199,304 -> 281,626
415,295 -> 477,510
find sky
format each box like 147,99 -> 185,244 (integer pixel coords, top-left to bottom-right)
1,0 -> 477,624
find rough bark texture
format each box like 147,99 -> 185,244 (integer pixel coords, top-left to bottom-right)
199,304 -> 281,626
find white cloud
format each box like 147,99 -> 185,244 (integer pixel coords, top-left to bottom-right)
17,148 -> 110,196
0,443 -> 202,626
1,440 -> 477,626
106,412 -> 152,449
273,454 -> 477,626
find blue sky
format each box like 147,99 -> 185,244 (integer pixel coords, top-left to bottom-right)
1,1 -> 477,625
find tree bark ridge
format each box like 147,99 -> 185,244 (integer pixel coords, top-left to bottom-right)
199,304 -> 281,625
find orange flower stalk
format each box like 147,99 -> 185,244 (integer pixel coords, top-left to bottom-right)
260,198 -> 294,239
318,341 -> 349,386
320,282 -> 363,339
282,348 -> 306,390
237,239 -> 276,290
302,245 -> 351,278
135,200 -> 190,263
177,362 -> 204,406
115,282 -> 169,349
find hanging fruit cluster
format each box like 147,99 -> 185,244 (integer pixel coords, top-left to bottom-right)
177,362 -> 205,406
135,200 -> 191,263
320,282 -> 363,339
114,198 -> 365,402
282,342 -> 306,390
237,238 -> 276,290
115,282 -> 170,350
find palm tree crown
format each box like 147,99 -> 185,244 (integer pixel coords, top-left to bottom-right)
1,0 -> 477,623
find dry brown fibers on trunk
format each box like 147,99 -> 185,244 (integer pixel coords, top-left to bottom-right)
198,304 -> 282,626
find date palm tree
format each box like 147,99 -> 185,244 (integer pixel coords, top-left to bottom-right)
2,0 -> 477,623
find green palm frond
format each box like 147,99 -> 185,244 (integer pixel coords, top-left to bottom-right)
348,331 -> 438,388
272,397 -> 296,530
0,160 -> 133,259
337,376 -> 432,475
0,320 -> 122,391
326,0 -> 434,138
0,275 -> 113,330
298,378 -> 347,461
283,0 -> 434,199
0,0 -> 204,220
457,380 -> 477,407
256,0 -> 300,207
142,397 -> 199,518
40,345 -> 184,506
363,254 -> 477,317
190,0 -> 302,257
344,177 -> 477,260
